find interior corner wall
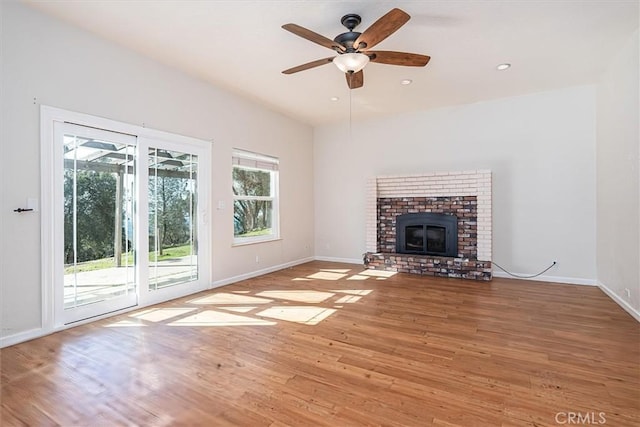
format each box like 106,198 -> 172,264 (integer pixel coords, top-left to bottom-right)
0,2 -> 313,340
596,28 -> 640,315
314,86 -> 597,283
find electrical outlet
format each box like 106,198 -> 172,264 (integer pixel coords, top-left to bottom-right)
255,255 -> 259,263
625,288 -> 631,299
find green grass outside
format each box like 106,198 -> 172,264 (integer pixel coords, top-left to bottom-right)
235,228 -> 272,238
64,244 -> 194,274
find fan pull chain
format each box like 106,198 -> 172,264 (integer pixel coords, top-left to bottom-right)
349,82 -> 353,143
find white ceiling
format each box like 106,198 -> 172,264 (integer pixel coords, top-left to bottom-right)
24,0 -> 639,126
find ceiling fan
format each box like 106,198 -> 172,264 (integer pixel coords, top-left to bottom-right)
282,8 -> 430,89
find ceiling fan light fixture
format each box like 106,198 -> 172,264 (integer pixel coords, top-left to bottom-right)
333,53 -> 370,73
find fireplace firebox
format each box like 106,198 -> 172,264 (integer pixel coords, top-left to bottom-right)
396,213 -> 458,257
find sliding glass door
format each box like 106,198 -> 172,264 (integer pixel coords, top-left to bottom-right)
49,115 -> 211,326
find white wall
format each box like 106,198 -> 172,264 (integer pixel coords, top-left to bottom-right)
314,86 -> 597,283
596,29 -> 639,316
0,3 -> 313,340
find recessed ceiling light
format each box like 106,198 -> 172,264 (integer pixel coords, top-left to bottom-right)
330,96 -> 339,101
400,79 -> 413,85
496,63 -> 511,71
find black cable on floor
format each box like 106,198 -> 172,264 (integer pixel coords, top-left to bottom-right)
492,261 -> 557,279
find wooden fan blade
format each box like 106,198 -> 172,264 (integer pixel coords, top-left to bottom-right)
354,8 -> 410,50
368,51 -> 431,67
282,57 -> 335,74
282,24 -> 345,52
346,70 -> 364,89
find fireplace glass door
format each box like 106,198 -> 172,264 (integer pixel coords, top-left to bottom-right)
426,226 -> 446,253
405,225 -> 424,252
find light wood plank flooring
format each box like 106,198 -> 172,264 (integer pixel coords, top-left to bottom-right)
2,261 -> 639,426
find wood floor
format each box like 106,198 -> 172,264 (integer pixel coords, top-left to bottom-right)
1,261 -> 638,426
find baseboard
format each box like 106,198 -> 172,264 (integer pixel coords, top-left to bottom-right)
1,327 -> 47,349
314,256 -> 363,265
598,281 -> 640,322
211,256 -> 315,288
492,271 -> 597,286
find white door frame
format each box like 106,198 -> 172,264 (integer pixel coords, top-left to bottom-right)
41,105 -> 211,331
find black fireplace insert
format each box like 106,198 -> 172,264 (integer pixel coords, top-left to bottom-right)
396,212 -> 458,257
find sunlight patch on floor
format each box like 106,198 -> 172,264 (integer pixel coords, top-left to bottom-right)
256,306 -> 336,325
105,268 -> 377,329
346,274 -> 369,281
256,290 -> 335,303
359,269 -> 397,278
188,293 -> 272,305
217,306 -> 257,313
335,295 -> 362,304
320,269 -> 352,274
130,307 -> 196,322
168,310 -> 277,326
331,289 -> 373,296
306,271 -> 348,281
105,320 -> 146,328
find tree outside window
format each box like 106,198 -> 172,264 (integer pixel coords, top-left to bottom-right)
232,150 -> 279,243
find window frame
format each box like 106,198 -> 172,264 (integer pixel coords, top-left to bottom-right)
232,149 -> 280,245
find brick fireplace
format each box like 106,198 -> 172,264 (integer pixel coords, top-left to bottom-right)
364,170 -> 493,280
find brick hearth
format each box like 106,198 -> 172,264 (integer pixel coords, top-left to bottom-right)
364,170 -> 492,280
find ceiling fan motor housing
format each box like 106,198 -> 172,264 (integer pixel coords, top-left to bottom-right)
335,13 -> 363,52
334,31 -> 361,51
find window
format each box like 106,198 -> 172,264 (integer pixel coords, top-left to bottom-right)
232,149 -> 279,244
